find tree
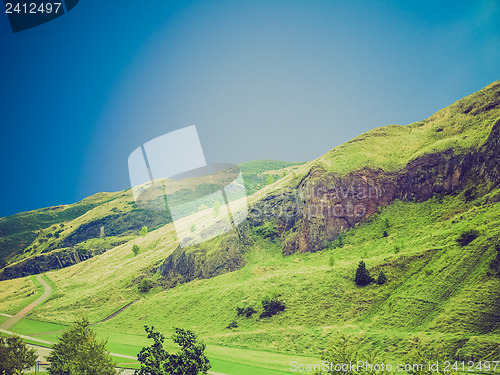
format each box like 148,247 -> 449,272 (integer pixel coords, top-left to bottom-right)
266,174 -> 274,185
47,318 -> 116,375
141,226 -> 148,237
136,326 -> 211,375
132,243 -> 140,257
328,255 -> 335,268
377,270 -> 387,285
354,261 -> 374,286
0,335 -> 37,375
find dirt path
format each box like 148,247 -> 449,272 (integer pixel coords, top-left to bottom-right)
0,274 -> 51,330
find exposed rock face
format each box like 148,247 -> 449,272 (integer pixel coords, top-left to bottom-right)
248,119 -> 500,255
0,248 -> 104,281
158,223 -> 251,287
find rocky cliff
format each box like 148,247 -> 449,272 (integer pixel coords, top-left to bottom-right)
248,117 -> 500,254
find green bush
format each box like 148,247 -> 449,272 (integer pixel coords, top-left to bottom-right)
489,243 -> 500,277
456,229 -> 479,246
226,320 -> 238,329
260,295 -> 285,318
138,278 -> 152,293
254,221 -> 278,239
236,306 -> 257,317
331,233 -> 344,249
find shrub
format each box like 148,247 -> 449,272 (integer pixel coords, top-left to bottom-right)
244,306 -> 256,317
236,306 -> 257,317
190,224 -> 197,233
382,230 -> 388,237
140,226 -> 148,237
332,233 -> 344,248
489,243 -> 500,277
138,278 -> 152,293
328,255 -> 335,268
226,320 -> 238,329
254,221 -> 278,239
260,296 -> 285,318
457,229 -> 479,246
355,261 -> 374,286
376,270 -> 387,285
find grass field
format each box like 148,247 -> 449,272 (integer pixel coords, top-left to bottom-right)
1,189 -> 495,373
0,275 -> 43,315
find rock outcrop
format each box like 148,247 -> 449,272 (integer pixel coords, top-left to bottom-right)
0,247 -> 104,281
248,118 -> 500,254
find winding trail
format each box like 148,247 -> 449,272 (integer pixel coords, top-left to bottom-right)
0,275 -> 51,330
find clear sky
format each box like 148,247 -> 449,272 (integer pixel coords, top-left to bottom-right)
1,0 -> 499,217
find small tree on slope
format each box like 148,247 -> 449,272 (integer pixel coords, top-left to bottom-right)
355,261 -> 374,286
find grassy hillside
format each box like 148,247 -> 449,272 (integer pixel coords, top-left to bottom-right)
1,82 -> 500,374
0,160 -> 303,271
2,188 -> 496,363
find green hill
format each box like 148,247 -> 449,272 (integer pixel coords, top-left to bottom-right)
1,81 -> 500,374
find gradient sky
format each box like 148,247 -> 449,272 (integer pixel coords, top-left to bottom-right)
1,0 -> 499,217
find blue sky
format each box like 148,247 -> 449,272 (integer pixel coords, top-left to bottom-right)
1,0 -> 499,216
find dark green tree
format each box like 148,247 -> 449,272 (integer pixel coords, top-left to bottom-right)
0,335 -> 37,375
376,270 -> 387,285
354,261 -> 374,286
47,318 -> 116,375
132,243 -> 140,257
136,326 -> 211,375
